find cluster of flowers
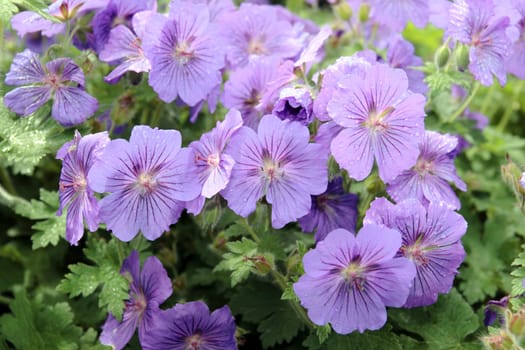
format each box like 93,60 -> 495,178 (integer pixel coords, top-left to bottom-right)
6,0 -> 515,341
99,250 -> 237,350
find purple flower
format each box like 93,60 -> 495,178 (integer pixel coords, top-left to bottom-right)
98,12 -> 152,83
222,114 -> 328,229
294,226 -> 416,334
364,198 -> 467,307
100,250 -> 172,350
92,0 -> 156,52
328,64 -> 426,182
145,4 -> 224,106
298,177 -> 359,242
295,25 -> 332,69
387,131 -> 466,210
369,0 -> 430,31
88,125 -> 201,241
272,87 -> 313,126
448,0 -> 512,86
56,131 -> 109,245
189,109 -> 244,199
222,59 -> 281,129
141,301 -> 237,350
484,296 -> 509,326
384,36 -> 427,95
503,0 -> 525,79
221,3 -> 301,69
11,0 -> 106,38
314,121 -> 344,155
4,50 -> 98,126
313,51 -> 377,122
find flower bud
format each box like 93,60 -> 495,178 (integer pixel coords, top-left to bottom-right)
434,45 -> 450,68
334,2 -> 353,21
509,309 -> 525,338
456,44 -> 470,70
358,3 -> 370,22
481,332 -> 515,350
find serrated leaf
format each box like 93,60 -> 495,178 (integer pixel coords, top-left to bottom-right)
0,0 -> 18,25
389,289 -> 480,349
214,238 -> 259,287
0,289 -> 84,350
58,237 -> 129,320
230,281 -> 304,349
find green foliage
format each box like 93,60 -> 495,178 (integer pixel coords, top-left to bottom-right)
0,289 -> 109,350
0,0 -> 18,25
389,289 -> 480,349
57,237 -> 129,321
13,188 -> 66,249
510,246 -> 525,302
0,97 -> 68,175
229,281 -> 304,349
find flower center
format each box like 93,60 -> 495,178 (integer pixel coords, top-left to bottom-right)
363,106 -> 394,132
261,158 -> 283,182
135,172 -> 157,195
184,332 -> 203,350
44,73 -> 61,89
247,37 -> 267,55
400,236 -> 432,266
414,157 -> 434,176
207,153 -> 220,168
174,41 -> 194,64
126,290 -> 148,318
60,174 -> 87,193
340,261 -> 366,291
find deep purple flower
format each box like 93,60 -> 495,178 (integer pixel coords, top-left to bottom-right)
98,12 -> 152,82
294,226 -> 416,334
222,114 -> 328,229
387,131 -> 466,210
313,51 -> 377,122
4,50 -> 98,126
328,64 -> 426,182
145,4 -> 224,106
222,59 -> 281,129
384,36 -> 427,95
56,131 -> 109,245
88,125 -> 201,241
298,177 -> 358,242
190,109 -> 244,199
141,301 -> 237,350
484,296 -> 509,326
221,3 -> 301,69
100,250 -> 172,350
364,198 -> 467,307
448,0 -> 512,86
92,0 -> 155,52
369,0 -> 430,31
272,87 -> 313,126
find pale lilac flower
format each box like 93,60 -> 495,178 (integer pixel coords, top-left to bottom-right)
502,0 -> 525,79
222,59 -> 281,129
384,36 -> 427,95
298,177 -> 359,242
295,25 -> 332,68
364,198 -> 467,307
98,12 -> 151,82
387,131 -> 467,210
145,4 -> 224,106
141,301 -> 237,350
328,64 -> 426,182
4,50 -> 98,126
88,126 -> 201,241
313,51 -> 377,122
100,251 -> 172,350
221,3 -> 301,69
314,121 -> 344,155
189,109 -> 244,199
369,0 -> 430,31
448,0 -> 512,86
222,115 -> 328,228
57,131 -> 109,245
294,226 -> 416,334
272,87 -> 313,126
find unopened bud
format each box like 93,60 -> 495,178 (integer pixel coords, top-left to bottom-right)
358,4 -> 370,22
434,45 -> 450,68
481,332 -> 515,350
334,2 -> 352,21
456,44 -> 470,70
246,254 -> 274,275
509,309 -> 525,337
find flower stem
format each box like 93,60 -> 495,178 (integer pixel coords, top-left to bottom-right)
497,79 -> 524,132
448,81 -> 480,122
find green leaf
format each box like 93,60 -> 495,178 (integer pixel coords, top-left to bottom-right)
389,289 -> 481,349
0,0 -> 18,25
214,238 -> 259,287
230,281 -> 304,348
510,245 -> 525,303
0,98 -> 67,175
57,237 -> 129,320
0,289 -> 84,350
